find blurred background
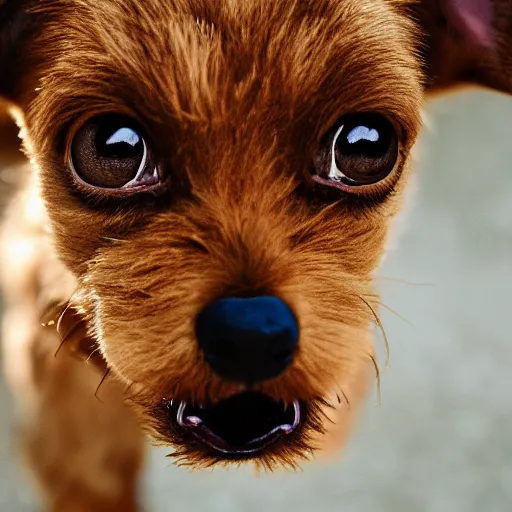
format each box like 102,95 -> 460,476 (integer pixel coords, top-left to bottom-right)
1,89 -> 512,511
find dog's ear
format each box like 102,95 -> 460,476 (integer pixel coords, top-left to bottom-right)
0,0 -> 33,101
415,0 -> 512,94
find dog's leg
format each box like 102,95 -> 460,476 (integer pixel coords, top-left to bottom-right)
0,168 -> 145,512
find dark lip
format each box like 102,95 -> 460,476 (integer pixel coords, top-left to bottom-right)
167,392 -> 303,457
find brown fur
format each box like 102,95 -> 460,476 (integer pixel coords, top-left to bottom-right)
0,0 -> 511,509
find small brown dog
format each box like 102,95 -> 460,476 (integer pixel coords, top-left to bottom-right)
0,0 -> 511,510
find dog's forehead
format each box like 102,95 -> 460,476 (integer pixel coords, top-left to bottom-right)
28,0 -> 422,146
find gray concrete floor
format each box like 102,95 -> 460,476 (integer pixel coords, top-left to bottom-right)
1,89 -> 512,511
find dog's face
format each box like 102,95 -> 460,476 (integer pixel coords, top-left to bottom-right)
0,0 -> 506,469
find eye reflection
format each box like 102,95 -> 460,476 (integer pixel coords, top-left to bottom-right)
346,126 -> 379,144
106,128 -> 141,147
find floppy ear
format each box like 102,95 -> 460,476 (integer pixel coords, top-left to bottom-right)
415,0 -> 512,94
0,0 -> 32,101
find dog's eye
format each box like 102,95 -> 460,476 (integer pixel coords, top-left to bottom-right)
70,115 -> 161,193
313,113 -> 399,190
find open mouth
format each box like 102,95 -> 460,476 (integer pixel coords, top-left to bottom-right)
167,391 -> 302,457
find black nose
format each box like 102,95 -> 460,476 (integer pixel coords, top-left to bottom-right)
196,296 -> 299,385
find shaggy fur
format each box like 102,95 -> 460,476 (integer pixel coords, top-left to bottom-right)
0,0 -> 511,509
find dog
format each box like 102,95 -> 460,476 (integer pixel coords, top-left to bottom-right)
0,0 -> 511,510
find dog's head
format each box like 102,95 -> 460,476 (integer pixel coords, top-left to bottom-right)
0,0 -> 508,469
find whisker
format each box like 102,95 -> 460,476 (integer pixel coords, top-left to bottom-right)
85,346 -> 101,364
341,388 -> 350,408
56,301 -> 73,337
358,295 -> 389,366
95,369 -> 111,403
101,236 -> 126,244
337,388 -> 350,409
54,338 -> 68,359
375,276 -> 434,287
378,302 -> 415,328
359,291 -> 413,326
370,355 -> 381,405
54,320 -> 83,358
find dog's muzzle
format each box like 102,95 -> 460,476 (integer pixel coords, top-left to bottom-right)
165,296 -> 303,457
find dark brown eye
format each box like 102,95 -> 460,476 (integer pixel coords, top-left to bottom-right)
313,113 -> 399,190
69,114 -> 162,193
